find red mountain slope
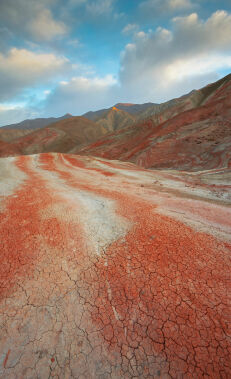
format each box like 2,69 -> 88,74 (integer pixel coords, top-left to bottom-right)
0,152 -> 230,377
0,116 -> 108,156
79,74 -> 231,170
0,139 -> 22,157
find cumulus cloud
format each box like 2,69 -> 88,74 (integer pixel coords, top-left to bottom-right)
122,24 -> 139,35
140,0 -> 194,13
0,48 -> 70,101
27,9 -> 67,41
34,10 -> 231,118
44,75 -> 118,116
119,10 -> 231,102
0,0 -> 67,42
86,0 -> 115,16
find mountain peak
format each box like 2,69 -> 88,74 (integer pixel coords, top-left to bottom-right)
115,103 -> 134,107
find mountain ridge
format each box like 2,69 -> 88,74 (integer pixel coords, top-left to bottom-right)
0,73 -> 231,172
78,73 -> 231,171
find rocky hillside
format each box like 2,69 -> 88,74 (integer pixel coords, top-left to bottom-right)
80,74 -> 231,171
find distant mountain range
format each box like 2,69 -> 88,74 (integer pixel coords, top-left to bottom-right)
79,74 -> 231,171
2,113 -> 73,130
0,113 -> 73,143
0,74 -> 231,171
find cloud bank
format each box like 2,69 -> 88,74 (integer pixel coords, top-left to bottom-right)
0,48 -> 71,101
0,0 -> 67,42
119,10 -> 231,101
42,10 -> 231,116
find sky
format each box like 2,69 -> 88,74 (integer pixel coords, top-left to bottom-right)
0,0 -> 231,126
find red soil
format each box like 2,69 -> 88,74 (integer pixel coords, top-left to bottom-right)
0,153 -> 230,377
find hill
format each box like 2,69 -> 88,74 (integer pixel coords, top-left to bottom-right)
0,74 -> 231,171
0,116 -> 107,157
0,113 -> 73,143
83,105 -> 137,131
1,113 -> 73,130
0,109 -> 136,157
94,106 -> 136,132
79,74 -> 231,171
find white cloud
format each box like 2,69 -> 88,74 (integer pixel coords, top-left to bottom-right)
86,0 -> 114,16
139,0 -> 194,19
0,0 -> 67,42
44,74 -> 118,116
119,10 -> 231,102
168,0 -> 193,9
122,24 -> 139,35
140,0 -> 193,11
27,9 -> 67,41
67,39 -> 80,48
1,5 -> 231,125
32,10 -> 231,118
0,48 -> 70,101
44,90 -> 51,95
135,31 -> 148,39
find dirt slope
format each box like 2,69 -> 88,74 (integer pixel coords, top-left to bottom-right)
84,106 -> 136,131
0,114 -> 73,142
0,152 -> 230,378
80,74 -> 231,171
0,111 -> 136,157
0,116 -> 108,156
94,107 -> 136,132
0,128 -> 39,143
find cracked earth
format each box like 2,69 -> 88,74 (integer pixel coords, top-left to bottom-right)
0,153 -> 230,378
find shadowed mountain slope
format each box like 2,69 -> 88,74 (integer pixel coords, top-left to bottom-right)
0,116 -> 108,157
0,110 -> 136,157
94,107 -> 136,132
83,102 -> 155,120
1,113 -> 73,131
79,74 -> 231,171
0,113 -> 73,143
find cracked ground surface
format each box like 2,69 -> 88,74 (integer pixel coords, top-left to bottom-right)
0,153 -> 230,378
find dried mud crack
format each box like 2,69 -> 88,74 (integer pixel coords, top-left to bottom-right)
0,153 -> 230,378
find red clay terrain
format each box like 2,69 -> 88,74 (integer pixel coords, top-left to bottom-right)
79,74 -> 231,171
0,152 -> 230,378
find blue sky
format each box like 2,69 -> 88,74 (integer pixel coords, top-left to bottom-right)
0,0 -> 231,125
